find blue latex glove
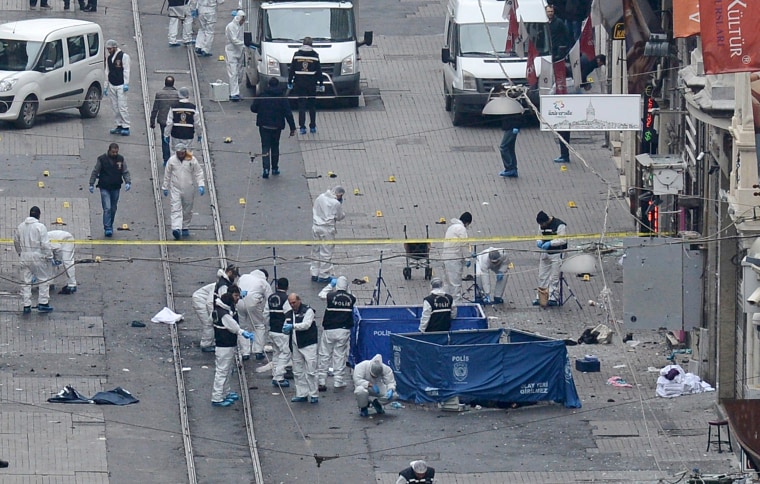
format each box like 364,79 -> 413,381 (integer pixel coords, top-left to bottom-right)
231,9 -> 237,17
385,389 -> 393,399
163,136 -> 169,144
465,260 -> 471,268
541,241 -> 552,250
103,88 -> 108,97
52,259 -> 62,266
89,185 -> 94,193
198,186 -> 205,196
191,8 -> 198,17
287,83 -> 293,90
163,189 -> 169,197
123,84 -> 129,92
197,135 -> 202,143
240,290 -> 248,298
124,183 -> 131,191
496,272 -> 504,282
372,384 -> 380,394
282,323 -> 293,334
482,295 -> 491,304
241,330 -> 255,341
512,127 -> 520,134
330,278 -> 337,287
536,240 -> 543,248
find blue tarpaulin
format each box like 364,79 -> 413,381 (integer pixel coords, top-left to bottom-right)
390,329 -> 581,408
349,304 -> 488,366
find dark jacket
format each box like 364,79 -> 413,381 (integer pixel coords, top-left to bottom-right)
89,153 -> 131,190
288,46 -> 323,95
548,17 -> 571,61
150,86 -> 179,128
251,85 -> 296,131
501,114 -> 524,131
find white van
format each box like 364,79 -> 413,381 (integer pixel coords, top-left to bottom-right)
441,0 -> 551,125
0,19 -> 104,128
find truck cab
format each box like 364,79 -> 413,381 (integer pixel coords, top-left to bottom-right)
441,0 -> 551,125
243,0 -> 372,107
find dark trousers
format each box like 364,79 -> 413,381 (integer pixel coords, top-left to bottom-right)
297,96 -> 316,129
259,126 -> 282,170
499,129 -> 519,171
558,131 -> 571,160
159,123 -> 171,163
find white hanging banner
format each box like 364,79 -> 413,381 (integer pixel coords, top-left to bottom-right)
540,94 -> 642,132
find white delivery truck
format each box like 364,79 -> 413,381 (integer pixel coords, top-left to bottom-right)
243,0 -> 372,107
441,0 -> 551,125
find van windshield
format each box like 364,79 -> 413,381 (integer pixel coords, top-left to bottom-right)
458,22 -> 550,57
0,39 -> 43,71
263,8 -> 355,42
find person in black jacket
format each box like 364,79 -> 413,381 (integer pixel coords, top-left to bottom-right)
149,76 -> 180,164
285,293 -> 319,404
288,37 -> 323,134
251,78 -> 296,178
88,143 -> 131,238
396,460 -> 435,484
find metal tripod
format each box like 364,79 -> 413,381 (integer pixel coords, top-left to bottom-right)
558,272 -> 582,309
371,251 -> 395,305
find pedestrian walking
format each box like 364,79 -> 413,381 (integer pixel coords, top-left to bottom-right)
168,0 -> 195,46
475,248 -> 510,304
285,293 -> 319,404
353,354 -> 396,417
14,206 -> 54,314
165,86 -> 202,153
250,78 -> 296,178
441,212 -> 472,305
29,0 -> 52,9
498,114 -> 522,177
192,282 -> 216,352
418,277 -> 453,332
396,460 -> 435,484
89,143 -> 131,238
150,76 -> 180,165
266,277 -> 292,387
225,10 -> 246,101
288,37 -> 323,134
48,230 -> 77,295
237,268 -> 273,360
310,186 -> 345,282
534,210 -> 568,307
194,0 -> 225,57
105,40 -> 131,136
161,143 -> 206,240
211,288 -> 255,407
317,276 -> 356,391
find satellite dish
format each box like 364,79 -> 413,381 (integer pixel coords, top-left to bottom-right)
560,254 -> 597,276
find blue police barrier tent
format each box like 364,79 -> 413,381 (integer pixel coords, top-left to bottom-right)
390,329 -> 581,408
349,304 -> 487,366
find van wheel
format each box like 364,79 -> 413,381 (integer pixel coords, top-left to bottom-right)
79,84 -> 101,119
15,96 -> 37,129
450,96 -> 466,126
444,92 -> 452,112
344,95 -> 359,108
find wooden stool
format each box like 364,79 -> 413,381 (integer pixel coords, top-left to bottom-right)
706,420 -> 733,453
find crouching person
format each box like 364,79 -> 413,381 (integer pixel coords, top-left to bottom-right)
353,353 -> 396,417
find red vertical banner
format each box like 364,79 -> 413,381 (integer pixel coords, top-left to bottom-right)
673,0 -> 700,38
579,16 -> 595,60
526,40 -> 538,86
553,60 -> 568,94
700,0 -> 760,74
505,9 -> 520,53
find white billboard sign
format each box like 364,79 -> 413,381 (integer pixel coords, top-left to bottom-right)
540,94 -> 642,131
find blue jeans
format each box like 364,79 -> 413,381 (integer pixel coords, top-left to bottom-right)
100,188 -> 120,231
499,129 -> 518,171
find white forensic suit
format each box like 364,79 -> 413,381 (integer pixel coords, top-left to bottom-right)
441,218 -> 470,305
105,47 -> 130,130
224,11 -> 246,97
48,230 -> 77,291
211,297 -> 246,403
353,354 -> 397,411
310,188 -> 345,280
476,247 -> 511,303
317,277 -> 355,389
14,216 -> 53,308
168,0 -> 196,45
161,151 -> 206,232
195,0 -> 225,55
288,302 -> 319,400
192,282 -> 216,349
537,218 -> 568,304
237,269 -> 273,357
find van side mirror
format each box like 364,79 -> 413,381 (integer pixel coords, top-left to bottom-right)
441,47 -> 450,63
359,31 -> 373,47
244,32 -> 253,47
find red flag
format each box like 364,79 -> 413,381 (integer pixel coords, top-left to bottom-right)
700,0 -> 760,74
673,0 -> 700,38
505,6 -> 520,53
579,16 -> 595,60
526,40 -> 538,86
553,60 -> 567,94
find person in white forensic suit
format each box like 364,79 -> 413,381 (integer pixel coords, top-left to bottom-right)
192,282 -> 216,352
224,10 -> 246,101
353,354 -> 397,417
310,186 -> 345,282
194,0 -> 225,56
476,247 -> 511,305
14,206 -> 54,313
167,0 -> 196,46
48,230 -> 77,295
161,143 -> 206,241
317,276 -> 356,391
237,268 -> 273,360
441,212 -> 472,305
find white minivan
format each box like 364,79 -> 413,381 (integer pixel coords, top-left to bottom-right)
0,19 -> 104,128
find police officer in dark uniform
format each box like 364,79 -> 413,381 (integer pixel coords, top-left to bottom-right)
396,460 -> 435,484
267,278 -> 291,387
105,40 -> 131,135
317,276 -> 356,391
211,288 -> 254,407
534,210 -> 568,306
214,264 -> 239,307
285,293 -> 319,403
418,278 -> 453,332
288,36 -> 324,134
165,86 -> 202,153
